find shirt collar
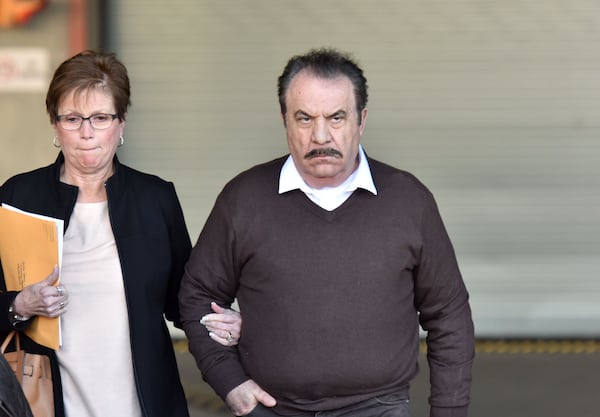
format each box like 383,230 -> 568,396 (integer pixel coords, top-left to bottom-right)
279,145 -> 377,195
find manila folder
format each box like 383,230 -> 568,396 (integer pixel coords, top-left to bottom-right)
0,206 -> 60,349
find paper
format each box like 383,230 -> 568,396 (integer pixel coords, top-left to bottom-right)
0,204 -> 63,349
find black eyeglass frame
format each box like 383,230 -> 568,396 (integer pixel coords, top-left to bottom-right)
55,113 -> 119,130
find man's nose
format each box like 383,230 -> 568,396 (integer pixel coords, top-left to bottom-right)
312,119 -> 331,144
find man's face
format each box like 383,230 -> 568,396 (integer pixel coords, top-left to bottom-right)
283,70 -> 368,189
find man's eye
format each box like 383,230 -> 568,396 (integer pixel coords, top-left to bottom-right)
330,114 -> 346,123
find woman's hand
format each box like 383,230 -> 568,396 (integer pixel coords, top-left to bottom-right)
12,266 -> 69,319
200,301 -> 242,346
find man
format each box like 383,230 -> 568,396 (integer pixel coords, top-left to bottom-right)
180,48 -> 474,417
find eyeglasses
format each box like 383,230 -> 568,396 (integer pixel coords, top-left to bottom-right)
56,113 -> 119,130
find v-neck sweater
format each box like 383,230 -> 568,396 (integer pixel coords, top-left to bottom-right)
180,155 -> 474,417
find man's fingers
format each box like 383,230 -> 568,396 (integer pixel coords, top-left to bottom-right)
256,390 -> 277,408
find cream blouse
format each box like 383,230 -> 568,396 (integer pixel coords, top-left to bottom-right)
57,202 -> 141,417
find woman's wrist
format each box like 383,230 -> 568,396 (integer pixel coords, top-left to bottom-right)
8,302 -> 31,323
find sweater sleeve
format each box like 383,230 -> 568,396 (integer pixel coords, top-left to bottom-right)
413,193 -> 475,417
178,193 -> 249,400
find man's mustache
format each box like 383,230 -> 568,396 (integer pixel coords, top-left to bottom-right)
304,148 -> 343,159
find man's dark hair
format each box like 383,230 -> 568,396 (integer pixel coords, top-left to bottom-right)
277,48 -> 368,124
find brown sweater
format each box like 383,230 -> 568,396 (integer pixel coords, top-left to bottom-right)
179,155 -> 474,417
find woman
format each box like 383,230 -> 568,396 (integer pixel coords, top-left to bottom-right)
0,51 -> 191,417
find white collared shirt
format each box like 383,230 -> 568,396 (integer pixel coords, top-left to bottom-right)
278,145 -> 378,211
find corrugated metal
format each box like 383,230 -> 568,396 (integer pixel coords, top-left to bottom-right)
108,1 -> 600,337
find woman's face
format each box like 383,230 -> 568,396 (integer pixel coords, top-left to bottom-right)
53,88 -> 125,178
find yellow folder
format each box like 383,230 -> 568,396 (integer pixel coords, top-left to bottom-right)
0,204 -> 63,350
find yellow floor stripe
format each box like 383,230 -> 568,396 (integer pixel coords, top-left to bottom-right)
475,339 -> 600,354
419,339 -> 600,354
173,339 -> 188,352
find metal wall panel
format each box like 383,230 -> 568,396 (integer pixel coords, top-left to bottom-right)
96,1 -> 600,336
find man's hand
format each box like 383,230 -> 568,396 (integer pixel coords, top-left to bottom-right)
225,379 -> 276,416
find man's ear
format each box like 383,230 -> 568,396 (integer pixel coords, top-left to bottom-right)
359,108 -> 368,135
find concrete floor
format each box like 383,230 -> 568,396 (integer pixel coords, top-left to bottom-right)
175,340 -> 600,417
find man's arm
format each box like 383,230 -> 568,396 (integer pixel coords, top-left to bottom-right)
414,194 -> 475,417
179,194 -> 277,414
178,195 -> 250,400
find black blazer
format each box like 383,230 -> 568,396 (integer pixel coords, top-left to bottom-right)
0,153 -> 192,417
